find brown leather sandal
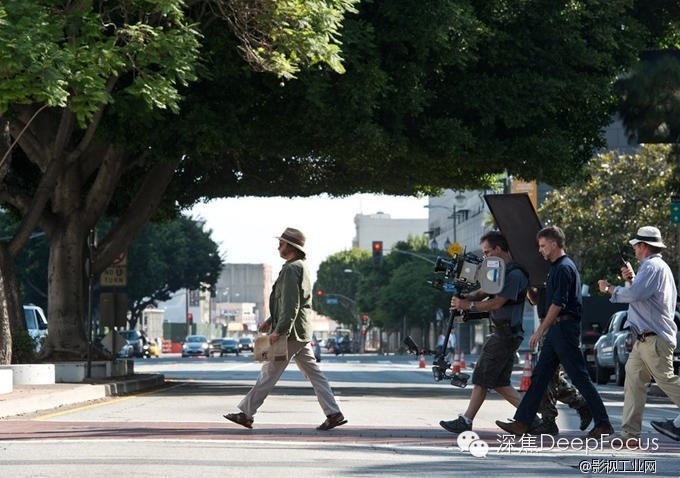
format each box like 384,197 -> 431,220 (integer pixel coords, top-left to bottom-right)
223,412 -> 254,429
317,412 -> 347,431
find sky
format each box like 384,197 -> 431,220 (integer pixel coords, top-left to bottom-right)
187,194 -> 429,283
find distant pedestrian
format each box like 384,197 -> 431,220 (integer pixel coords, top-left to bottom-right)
598,226 -> 679,442
497,226 -> 613,439
223,227 -> 346,431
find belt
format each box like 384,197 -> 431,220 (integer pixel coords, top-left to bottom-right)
637,332 -> 657,342
556,313 -> 578,322
493,323 -> 523,336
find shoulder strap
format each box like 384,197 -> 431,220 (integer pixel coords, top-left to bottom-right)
504,262 -> 529,305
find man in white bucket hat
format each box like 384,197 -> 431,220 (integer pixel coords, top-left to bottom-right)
598,226 -> 680,443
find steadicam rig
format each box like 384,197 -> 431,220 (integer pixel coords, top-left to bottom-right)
405,245 -> 506,387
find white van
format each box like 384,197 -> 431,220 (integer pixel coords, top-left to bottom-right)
23,304 -> 48,351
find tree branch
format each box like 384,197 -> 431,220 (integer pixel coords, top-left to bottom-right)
93,158 -> 180,274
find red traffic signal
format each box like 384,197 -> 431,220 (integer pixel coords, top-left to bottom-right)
316,289 -> 324,297
186,313 -> 193,323
372,241 -> 383,266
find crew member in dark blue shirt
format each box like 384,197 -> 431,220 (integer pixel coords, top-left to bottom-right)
496,225 -> 613,439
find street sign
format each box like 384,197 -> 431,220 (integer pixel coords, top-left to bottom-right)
671,198 -> 680,224
326,298 -> 339,305
100,251 -> 127,287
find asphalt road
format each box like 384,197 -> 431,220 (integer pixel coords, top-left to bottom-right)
1,352 -> 679,477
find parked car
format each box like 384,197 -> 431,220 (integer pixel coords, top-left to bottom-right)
23,304 -> 48,352
594,310 -> 680,385
209,338 -> 223,356
593,311 -> 631,385
119,329 -> 146,357
310,335 -> 321,362
220,338 -> 240,356
181,334 -> 210,358
238,337 -> 254,352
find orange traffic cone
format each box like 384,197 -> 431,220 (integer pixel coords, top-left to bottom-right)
460,351 -> 466,370
519,352 -> 533,392
451,352 -> 461,374
418,353 -> 426,368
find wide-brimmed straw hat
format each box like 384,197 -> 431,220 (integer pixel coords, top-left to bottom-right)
629,226 -> 666,249
276,227 -> 306,253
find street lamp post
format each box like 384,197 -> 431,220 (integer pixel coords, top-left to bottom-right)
424,192 -> 467,246
344,269 -> 370,353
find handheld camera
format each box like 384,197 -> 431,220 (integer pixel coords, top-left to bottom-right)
429,252 -> 505,296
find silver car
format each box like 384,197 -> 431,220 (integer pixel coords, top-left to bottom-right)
181,335 -> 210,358
594,310 -> 680,385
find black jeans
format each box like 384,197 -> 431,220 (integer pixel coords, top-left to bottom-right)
514,319 -> 610,428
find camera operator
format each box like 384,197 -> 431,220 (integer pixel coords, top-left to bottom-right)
439,231 -> 529,434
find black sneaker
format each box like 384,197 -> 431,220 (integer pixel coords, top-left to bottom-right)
529,419 -> 559,436
651,419 -> 680,441
440,415 -> 472,434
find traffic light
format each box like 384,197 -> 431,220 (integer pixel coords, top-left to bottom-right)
316,289 -> 324,297
372,241 -> 383,266
360,314 -> 368,325
186,313 -> 193,324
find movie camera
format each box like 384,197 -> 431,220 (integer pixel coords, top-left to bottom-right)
404,246 -> 506,387
429,251 -> 505,296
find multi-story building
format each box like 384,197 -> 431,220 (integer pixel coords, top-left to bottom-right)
215,263 -> 273,328
352,212 -> 427,251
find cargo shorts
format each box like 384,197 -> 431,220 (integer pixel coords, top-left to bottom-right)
472,333 -> 523,388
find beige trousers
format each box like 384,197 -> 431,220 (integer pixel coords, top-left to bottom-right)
238,340 -> 341,418
621,336 -> 680,437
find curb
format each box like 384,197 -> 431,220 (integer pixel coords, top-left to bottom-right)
0,373 -> 165,419
104,373 -> 165,396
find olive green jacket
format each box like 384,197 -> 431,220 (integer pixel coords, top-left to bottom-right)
267,258 -> 312,342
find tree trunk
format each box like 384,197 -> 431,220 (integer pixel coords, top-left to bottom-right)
37,157 -> 179,361
0,243 -> 27,365
40,219 -> 89,360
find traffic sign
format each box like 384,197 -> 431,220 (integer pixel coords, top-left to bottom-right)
100,250 -> 128,286
671,198 -> 680,224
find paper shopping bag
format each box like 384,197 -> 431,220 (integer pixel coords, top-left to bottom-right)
253,335 -> 288,362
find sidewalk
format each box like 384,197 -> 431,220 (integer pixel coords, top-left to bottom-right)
0,373 -> 165,419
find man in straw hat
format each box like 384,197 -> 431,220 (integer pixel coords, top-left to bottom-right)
598,226 -> 680,442
223,227 -> 347,431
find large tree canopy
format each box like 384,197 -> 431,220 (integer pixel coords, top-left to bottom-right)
0,1 -> 675,362
0,0 -> 358,362
165,0 -> 651,203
